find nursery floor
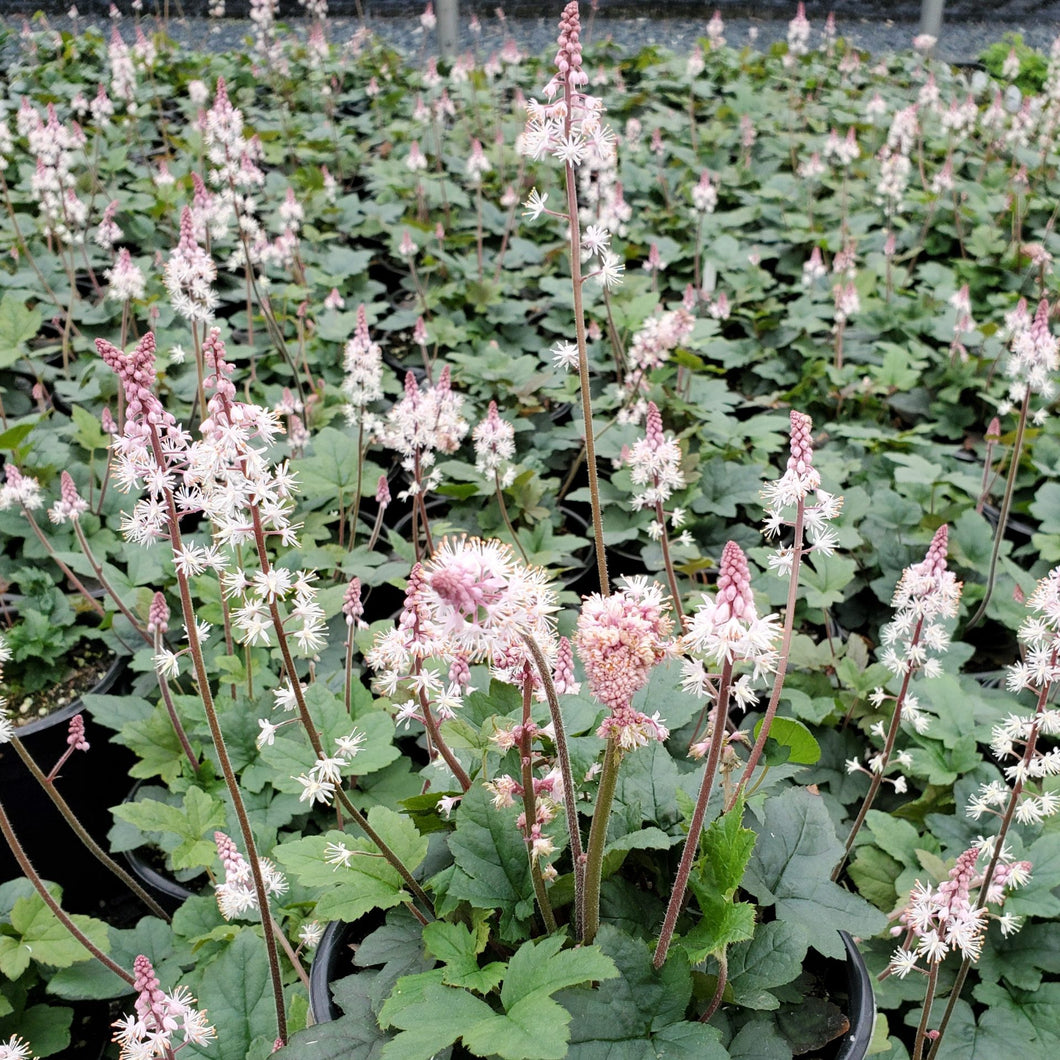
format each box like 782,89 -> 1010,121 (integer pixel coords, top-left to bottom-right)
2,6 -> 1060,64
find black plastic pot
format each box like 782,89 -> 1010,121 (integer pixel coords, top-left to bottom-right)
309,920 -> 876,1058
0,652 -> 134,907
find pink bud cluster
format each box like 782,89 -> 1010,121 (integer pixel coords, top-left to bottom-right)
575,576 -> 674,750
111,955 -> 216,1058
47,470 -> 88,525
213,831 -> 287,920
472,400 -> 516,485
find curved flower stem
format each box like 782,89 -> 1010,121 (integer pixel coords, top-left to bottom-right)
154,630 -> 201,775
582,736 -> 621,945
0,796 -> 135,985
654,660 -> 733,969
833,617 -> 924,882
71,521 -> 153,644
18,505 -> 105,619
519,670 -> 556,934
419,688 -> 472,793
522,632 -> 585,938
562,115 -> 608,597
728,501 -> 805,809
9,736 -> 171,922
495,470 -> 529,564
244,506 -> 437,917
699,951 -> 727,1024
966,389 -> 1031,631
147,426 -> 287,1046
655,498 -> 684,627
912,961 -> 941,1060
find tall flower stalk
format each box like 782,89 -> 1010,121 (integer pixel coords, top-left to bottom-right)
834,525 -> 962,879
575,577 -> 675,943
520,0 -> 621,596
655,543 -> 780,967
968,298 -> 1056,629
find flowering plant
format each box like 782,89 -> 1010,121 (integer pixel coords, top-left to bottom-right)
4,4 -> 1060,1060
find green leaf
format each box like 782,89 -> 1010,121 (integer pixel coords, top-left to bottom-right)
680,798 -> 757,963
743,789 -> 887,958
754,716 -> 821,765
558,925 -> 730,1059
381,985 -> 495,1060
48,917 -> 176,1000
800,554 -> 858,610
1,1003 -> 73,1058
0,292 -> 42,368
276,809 -> 428,922
443,784 -> 536,941
0,890 -> 111,978
421,920 -> 505,994
185,928 -> 277,1059
726,920 -> 808,1010
111,787 -> 226,872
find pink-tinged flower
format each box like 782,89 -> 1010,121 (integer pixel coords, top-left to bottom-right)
878,525 -> 961,689
420,536 -> 558,662
684,542 -> 780,675
0,465 -> 44,511
466,138 -> 492,183
787,1 -> 810,57
691,170 -> 717,213
48,471 -> 88,524
0,1034 -> 37,1060
889,845 -> 1030,977
213,831 -> 287,920
472,400 -> 516,482
576,576 -> 675,713
762,411 -> 842,575
1002,297 -> 1058,417
376,473 -> 391,507
597,703 -> 670,751
553,635 -> 580,695
707,10 -> 725,49
104,247 -> 145,303
519,3 -> 614,171
342,304 -> 384,418
112,955 -> 216,1058
626,401 -> 684,511
343,577 -> 364,628
163,206 -> 218,323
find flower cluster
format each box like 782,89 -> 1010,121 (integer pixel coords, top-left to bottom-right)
111,955 -> 216,1059
292,729 -> 368,806
519,2 -> 615,172
762,410 -> 842,576
472,400 -> 517,486
1000,297 -> 1058,420
368,537 -> 558,726
888,844 -> 1031,977
213,831 -> 288,920
575,576 -> 675,749
342,303 -> 385,429
380,367 -> 469,499
878,525 -> 962,684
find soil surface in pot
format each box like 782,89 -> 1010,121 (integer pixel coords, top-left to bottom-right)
7,639 -> 116,730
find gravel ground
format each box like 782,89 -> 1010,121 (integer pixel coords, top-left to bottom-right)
1,3 -> 1059,64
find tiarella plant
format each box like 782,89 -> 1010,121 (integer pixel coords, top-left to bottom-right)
4,3 -> 1060,1059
